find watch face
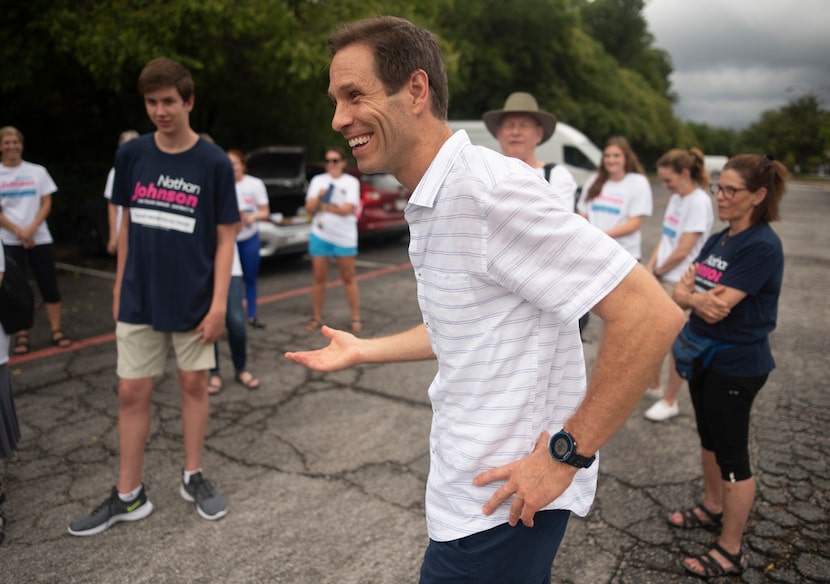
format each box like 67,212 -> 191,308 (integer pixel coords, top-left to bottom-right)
552,436 -> 571,458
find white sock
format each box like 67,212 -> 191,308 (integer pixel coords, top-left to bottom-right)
118,485 -> 142,502
183,468 -> 202,484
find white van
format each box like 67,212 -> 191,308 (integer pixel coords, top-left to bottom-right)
447,119 -> 602,190
704,155 -> 729,182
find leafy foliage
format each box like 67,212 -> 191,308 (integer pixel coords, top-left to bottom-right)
739,94 -> 830,169
1,0 -> 826,242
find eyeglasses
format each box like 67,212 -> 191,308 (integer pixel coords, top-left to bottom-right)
710,184 -> 751,199
324,158 -> 343,164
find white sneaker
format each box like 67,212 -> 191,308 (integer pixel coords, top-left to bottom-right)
645,399 -> 679,421
644,387 -> 664,399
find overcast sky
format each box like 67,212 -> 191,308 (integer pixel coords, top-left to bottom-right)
643,0 -> 830,129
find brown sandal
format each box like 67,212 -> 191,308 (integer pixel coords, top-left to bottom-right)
235,371 -> 260,390
305,319 -> 322,332
50,329 -> 72,348
683,542 -> 746,578
668,502 -> 723,529
208,374 -> 223,395
13,333 -> 30,355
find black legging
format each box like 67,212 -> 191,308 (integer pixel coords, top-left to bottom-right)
3,244 -> 62,304
688,368 -> 768,482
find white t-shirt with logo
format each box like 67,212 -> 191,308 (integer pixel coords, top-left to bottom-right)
0,161 -> 58,246
306,172 -> 361,248
656,187 -> 714,283
235,174 -> 269,242
578,172 -> 652,259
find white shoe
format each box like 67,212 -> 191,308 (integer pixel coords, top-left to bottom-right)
644,387 -> 664,399
645,399 -> 679,421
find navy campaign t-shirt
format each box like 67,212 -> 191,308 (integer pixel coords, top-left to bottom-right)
689,223 -> 784,377
112,134 -> 239,332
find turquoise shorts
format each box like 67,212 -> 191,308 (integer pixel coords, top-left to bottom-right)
308,232 -> 357,257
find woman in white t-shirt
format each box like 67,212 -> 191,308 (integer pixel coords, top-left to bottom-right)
0,126 -> 71,355
577,136 -> 653,259
304,146 -> 362,333
227,149 -> 270,329
643,148 -> 714,421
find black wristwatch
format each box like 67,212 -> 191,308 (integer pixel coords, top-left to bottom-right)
549,430 -> 596,469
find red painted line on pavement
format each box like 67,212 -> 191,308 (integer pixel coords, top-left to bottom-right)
8,261 -> 413,367
9,332 -> 118,366
255,261 -> 412,304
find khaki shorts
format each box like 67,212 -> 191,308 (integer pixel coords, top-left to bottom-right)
116,322 -> 215,379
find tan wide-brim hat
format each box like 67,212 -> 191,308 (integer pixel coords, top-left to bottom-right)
483,92 -> 558,144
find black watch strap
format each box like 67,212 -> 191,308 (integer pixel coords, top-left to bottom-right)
549,430 -> 596,469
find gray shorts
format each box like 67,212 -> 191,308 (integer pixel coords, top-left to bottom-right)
115,322 -> 215,379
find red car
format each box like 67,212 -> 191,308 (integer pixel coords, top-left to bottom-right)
354,171 -> 410,239
307,163 -> 410,240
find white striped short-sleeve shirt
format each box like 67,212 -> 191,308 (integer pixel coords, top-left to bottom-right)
406,130 -> 636,542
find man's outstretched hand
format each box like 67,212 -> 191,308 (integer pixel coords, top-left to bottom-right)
285,325 -> 361,372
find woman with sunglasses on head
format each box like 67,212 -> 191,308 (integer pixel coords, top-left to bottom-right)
668,154 -> 788,578
577,136 -> 653,260
304,146 -> 362,333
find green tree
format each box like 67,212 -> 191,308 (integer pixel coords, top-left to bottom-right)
0,0 -> 689,242
686,123 -> 739,157
433,0 -> 677,164
739,94 -> 830,169
0,0 -> 433,238
577,0 -> 674,99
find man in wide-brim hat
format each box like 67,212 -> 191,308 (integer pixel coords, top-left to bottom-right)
483,92 -> 577,211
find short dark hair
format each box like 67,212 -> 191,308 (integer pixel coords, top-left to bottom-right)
137,57 -> 194,102
328,16 -> 448,120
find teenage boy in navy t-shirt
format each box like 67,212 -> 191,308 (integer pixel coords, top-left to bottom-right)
69,57 -> 240,536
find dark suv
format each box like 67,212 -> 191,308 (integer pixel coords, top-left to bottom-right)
245,146 -> 312,257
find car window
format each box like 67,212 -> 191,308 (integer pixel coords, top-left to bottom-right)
247,151 -> 305,180
563,145 -> 597,171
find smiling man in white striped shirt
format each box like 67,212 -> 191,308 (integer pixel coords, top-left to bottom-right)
286,16 -> 685,584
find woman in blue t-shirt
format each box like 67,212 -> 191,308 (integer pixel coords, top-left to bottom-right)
667,154 -> 788,578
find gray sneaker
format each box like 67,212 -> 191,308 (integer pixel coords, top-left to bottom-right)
68,485 -> 154,536
180,471 -> 228,520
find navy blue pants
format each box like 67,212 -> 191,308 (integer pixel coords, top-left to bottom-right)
419,510 -> 570,584
211,276 -> 247,374
237,234 -> 261,321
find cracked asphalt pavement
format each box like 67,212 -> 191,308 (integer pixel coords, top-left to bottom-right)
2,180 -> 828,583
